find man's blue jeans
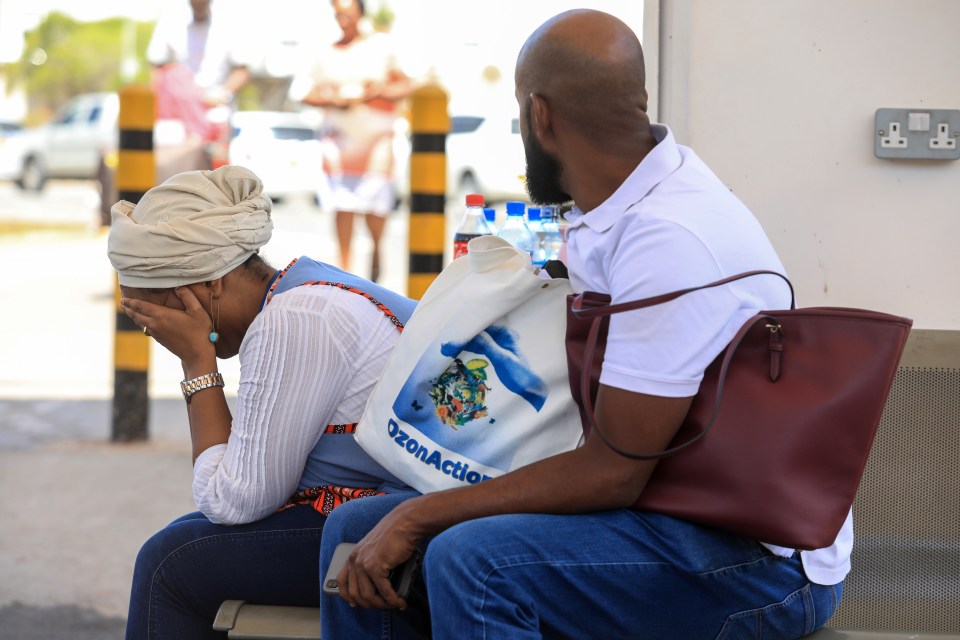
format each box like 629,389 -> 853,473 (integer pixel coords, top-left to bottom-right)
322,499 -> 842,640
426,510 -> 842,639
126,505 -> 326,640
320,491 -> 427,640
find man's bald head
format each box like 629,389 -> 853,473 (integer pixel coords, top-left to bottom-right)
516,10 -> 648,145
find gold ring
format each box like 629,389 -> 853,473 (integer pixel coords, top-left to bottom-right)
143,326 -> 150,336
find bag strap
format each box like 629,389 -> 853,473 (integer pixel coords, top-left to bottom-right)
573,270 -> 792,461
570,270 -> 796,317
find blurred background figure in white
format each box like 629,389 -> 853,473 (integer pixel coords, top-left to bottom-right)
288,0 -> 411,282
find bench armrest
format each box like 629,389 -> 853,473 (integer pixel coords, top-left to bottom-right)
212,600 -> 321,640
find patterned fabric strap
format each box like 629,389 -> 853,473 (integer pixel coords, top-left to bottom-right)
325,423 -> 358,434
281,485 -> 385,516
264,258 -> 406,332
304,280 -> 406,332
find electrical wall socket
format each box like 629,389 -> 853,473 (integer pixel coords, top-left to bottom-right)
930,123 -> 957,150
875,108 -> 960,160
880,122 -> 908,149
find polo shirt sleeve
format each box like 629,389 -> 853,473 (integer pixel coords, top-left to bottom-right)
599,219 -> 747,397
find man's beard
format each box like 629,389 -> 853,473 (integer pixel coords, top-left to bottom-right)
523,129 -> 571,206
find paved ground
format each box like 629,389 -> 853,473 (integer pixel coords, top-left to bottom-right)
0,603 -> 126,640
0,439 -> 194,637
0,180 -> 435,638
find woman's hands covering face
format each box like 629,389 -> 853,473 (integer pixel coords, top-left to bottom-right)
121,286 -> 217,366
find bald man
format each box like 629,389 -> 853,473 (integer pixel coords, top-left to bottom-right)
322,10 -> 847,639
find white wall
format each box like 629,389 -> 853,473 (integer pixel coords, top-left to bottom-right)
652,0 -> 960,330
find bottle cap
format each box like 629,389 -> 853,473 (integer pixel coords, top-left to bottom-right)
483,208 -> 496,223
465,194 -> 484,207
505,201 -> 525,216
527,207 -> 541,221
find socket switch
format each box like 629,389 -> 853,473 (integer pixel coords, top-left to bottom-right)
875,108 -> 960,160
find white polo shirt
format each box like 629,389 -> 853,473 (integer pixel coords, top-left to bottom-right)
564,124 -> 851,585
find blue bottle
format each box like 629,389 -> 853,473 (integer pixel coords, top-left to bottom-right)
496,201 -> 536,259
483,207 -> 497,229
540,205 -> 564,262
526,207 -> 547,267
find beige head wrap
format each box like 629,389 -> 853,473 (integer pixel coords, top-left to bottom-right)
107,165 -> 273,288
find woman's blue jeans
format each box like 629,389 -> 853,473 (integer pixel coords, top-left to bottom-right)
322,500 -> 842,640
125,505 -> 326,640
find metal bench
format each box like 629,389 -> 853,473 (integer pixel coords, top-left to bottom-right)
213,334 -> 960,639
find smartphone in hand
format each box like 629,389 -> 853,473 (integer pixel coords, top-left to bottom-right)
322,542 -> 423,600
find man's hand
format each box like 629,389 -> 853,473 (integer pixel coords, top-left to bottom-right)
337,500 -> 424,609
334,386 -> 693,611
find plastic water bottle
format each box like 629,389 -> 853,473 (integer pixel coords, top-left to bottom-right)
497,201 -> 536,259
540,205 -> 564,262
527,207 -> 547,267
483,207 -> 497,230
453,194 -> 494,259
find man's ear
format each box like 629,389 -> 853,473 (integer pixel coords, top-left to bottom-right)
530,93 -> 556,149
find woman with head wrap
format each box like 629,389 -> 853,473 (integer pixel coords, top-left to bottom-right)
109,165 -> 418,639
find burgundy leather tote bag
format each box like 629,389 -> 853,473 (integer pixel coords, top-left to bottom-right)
566,271 -> 912,550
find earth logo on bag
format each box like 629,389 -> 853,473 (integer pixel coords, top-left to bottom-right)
393,323 -> 549,470
428,357 -> 491,429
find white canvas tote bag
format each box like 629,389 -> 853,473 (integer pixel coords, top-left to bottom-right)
355,235 -> 584,493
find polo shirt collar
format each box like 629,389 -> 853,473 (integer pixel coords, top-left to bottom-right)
566,124 -> 681,232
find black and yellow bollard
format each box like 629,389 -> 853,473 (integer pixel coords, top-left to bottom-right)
407,83 -> 450,300
111,84 -> 156,442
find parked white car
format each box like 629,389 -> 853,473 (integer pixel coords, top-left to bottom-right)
0,121 -> 25,181
0,92 -> 119,191
446,112 -> 527,204
393,110 -> 528,207
227,110 -> 325,201
0,91 -> 227,224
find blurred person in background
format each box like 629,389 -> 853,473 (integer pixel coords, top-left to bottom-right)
289,0 -> 412,282
109,165 -> 418,639
148,0 -> 251,148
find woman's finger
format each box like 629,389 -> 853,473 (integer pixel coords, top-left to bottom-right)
122,295 -> 193,342
120,296 -> 166,319
173,286 -> 205,313
120,299 -> 149,326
